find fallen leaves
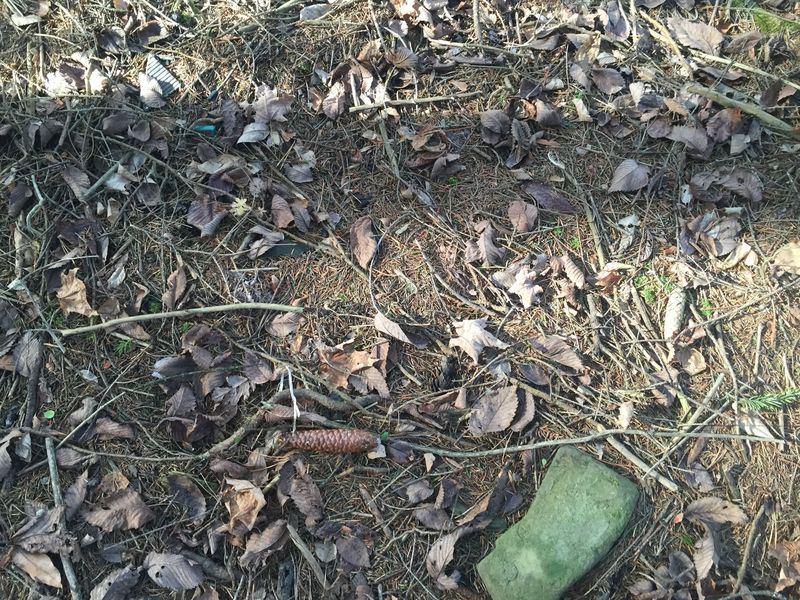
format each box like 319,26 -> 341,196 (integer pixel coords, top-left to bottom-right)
464,221 -> 506,267
467,386 -> 522,435
143,552 -> 204,590
224,478 -> 266,544
449,319 -> 509,365
608,159 -> 650,193
350,216 -> 377,269
57,269 -> 98,317
507,200 -> 538,233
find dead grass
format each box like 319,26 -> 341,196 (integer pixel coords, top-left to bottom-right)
2,0 -> 800,598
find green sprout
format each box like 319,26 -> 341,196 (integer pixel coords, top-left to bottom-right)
700,297 -> 713,319
552,227 -> 564,237
180,321 -> 193,334
641,286 -> 657,305
380,431 -> 390,442
447,176 -> 458,186
114,339 -> 133,355
43,409 -> 55,419
657,275 -> 675,294
145,299 -> 162,314
569,237 -> 581,250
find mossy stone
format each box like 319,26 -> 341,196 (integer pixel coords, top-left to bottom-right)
477,446 -> 639,600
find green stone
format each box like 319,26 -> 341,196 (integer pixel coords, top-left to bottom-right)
477,446 -> 639,600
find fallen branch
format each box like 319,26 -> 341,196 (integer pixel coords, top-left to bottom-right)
45,437 -> 83,600
686,83 -> 799,138
349,91 -> 481,113
58,302 -> 303,337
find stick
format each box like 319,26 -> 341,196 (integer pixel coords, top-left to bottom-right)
686,83 -> 799,138
359,484 -> 392,538
733,500 -> 769,593
689,49 -> 800,94
58,302 -> 303,337
349,91 -> 481,113
45,437 -> 83,600
286,523 -> 328,589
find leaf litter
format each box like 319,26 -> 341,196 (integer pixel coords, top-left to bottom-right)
2,0 -> 799,596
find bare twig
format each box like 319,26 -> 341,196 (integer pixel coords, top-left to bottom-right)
58,302 -> 303,337
686,83 -> 799,138
733,499 -> 769,593
349,91 -> 481,113
45,437 -> 83,600
286,522 -> 328,589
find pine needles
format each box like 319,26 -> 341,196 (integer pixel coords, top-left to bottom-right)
740,388 -> 800,412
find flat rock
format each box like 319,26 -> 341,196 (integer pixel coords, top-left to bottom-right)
477,446 -> 639,600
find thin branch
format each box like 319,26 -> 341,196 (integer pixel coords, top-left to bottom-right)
734,499 -> 769,593
58,302 -> 304,337
45,437 -> 83,600
349,91 -> 481,113
686,83 -> 799,138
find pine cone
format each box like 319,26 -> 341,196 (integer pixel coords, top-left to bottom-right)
281,429 -> 377,454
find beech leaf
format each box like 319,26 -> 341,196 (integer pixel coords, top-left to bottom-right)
608,159 -> 650,192
468,386 -> 519,435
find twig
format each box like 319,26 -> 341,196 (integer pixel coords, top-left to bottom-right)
686,83 -> 799,138
472,0 -> 483,48
22,335 -> 43,429
733,499 -> 769,594
82,153 -> 132,202
402,428 -> 788,459
348,91 -> 481,113
58,302 -> 303,337
689,49 -> 800,93
359,484 -> 392,538
286,522 -> 328,590
45,437 -> 83,600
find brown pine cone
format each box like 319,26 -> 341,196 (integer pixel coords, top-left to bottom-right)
280,429 -> 377,454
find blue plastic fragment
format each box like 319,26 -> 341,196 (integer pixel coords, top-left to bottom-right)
192,124 -> 217,135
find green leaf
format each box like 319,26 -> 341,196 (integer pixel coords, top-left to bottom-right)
43,409 -> 55,419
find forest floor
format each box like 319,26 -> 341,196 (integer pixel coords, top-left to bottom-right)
1,0 -> 800,598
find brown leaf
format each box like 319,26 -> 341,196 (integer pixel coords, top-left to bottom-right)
510,390 -> 535,432
63,166 -> 90,201
167,474 -> 206,524
706,108 -> 742,143
507,200 -> 538,233
139,72 -> 166,108
57,269 -> 98,317
669,16 -> 724,55
529,334 -> 584,371
714,167 -> 762,203
468,386 -> 519,435
89,564 -> 140,600
374,312 -> 427,348
608,159 -> 650,192
693,527 -> 718,580
224,478 -> 266,543
430,153 -> 465,180
12,331 -> 41,377
604,0 -> 630,41
426,525 -> 473,590
143,552 -> 204,590
521,181 -> 576,214
773,241 -> 800,276
684,496 -> 747,526
667,125 -> 711,155
289,459 -> 324,527
63,470 -> 88,522
337,536 -> 371,568
83,488 -> 155,533
561,253 -> 586,289
480,110 -> 510,146
768,540 -> 800,592
386,47 -> 417,69
449,319 -> 510,365
414,505 -> 451,530
187,195 -> 228,237
240,520 -> 288,568
162,265 -> 187,310
11,549 -> 62,588
265,312 -> 305,337
403,480 -> 434,504
94,418 -> 136,441
591,68 -> 625,95
350,216 -> 377,269
8,181 -> 33,218
464,220 -> 506,267
323,81 -> 347,119
674,346 -> 706,376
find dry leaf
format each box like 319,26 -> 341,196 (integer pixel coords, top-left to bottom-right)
224,478 -> 266,543
57,269 -> 98,317
337,535 -> 371,568
507,200 -> 538,233
449,319 -> 510,365
11,549 -> 62,588
167,474 -> 206,524
674,346 -> 706,376
684,496 -> 747,526
591,68 -> 625,94
768,540 -> 800,592
83,488 -> 155,532
561,254 -> 585,289
404,480 -> 434,504
162,265 -> 187,310
143,552 -> 204,590
89,564 -> 140,600
288,460 -> 324,527
240,520 -> 288,568
64,470 -> 88,522
618,401 -> 634,429
693,528 -> 718,580
468,386 -> 519,435
480,110 -> 510,146
63,166 -> 90,201
464,220 -> 506,267
265,312 -> 305,337
529,334 -> 584,371
94,418 -> 136,440
669,16 -> 724,55
608,159 -> 650,192
521,181 -> 576,214
139,72 -> 166,108
187,195 -> 228,237
426,526 -> 473,590
373,312 -> 427,348
773,241 -> 800,276
350,216 -> 377,269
